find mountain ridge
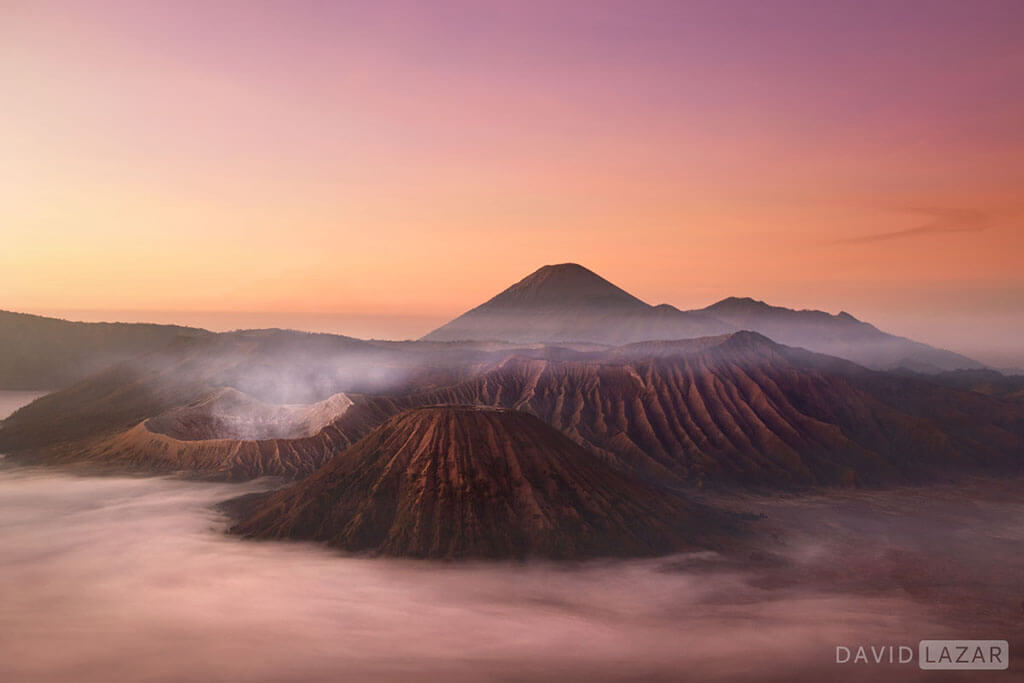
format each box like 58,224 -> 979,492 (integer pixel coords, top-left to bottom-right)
0,309 -> 211,390
415,332 -> 1023,487
2,330 -> 1020,485
423,264 -> 734,346
423,264 -> 984,372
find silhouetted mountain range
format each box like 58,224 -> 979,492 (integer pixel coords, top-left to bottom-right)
423,263 -> 731,346
0,265 -> 988,395
423,263 -> 983,372
695,295 -> 981,372
0,309 -> 208,389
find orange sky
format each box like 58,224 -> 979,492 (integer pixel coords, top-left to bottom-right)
2,2 -> 1022,364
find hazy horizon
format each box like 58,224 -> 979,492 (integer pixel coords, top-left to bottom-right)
3,1 -> 1023,358
19,296 -> 1024,370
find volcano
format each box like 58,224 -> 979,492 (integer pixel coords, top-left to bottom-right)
423,263 -> 983,371
230,405 -> 731,559
4,329 -> 1020,486
418,332 -> 1024,486
422,263 -> 732,345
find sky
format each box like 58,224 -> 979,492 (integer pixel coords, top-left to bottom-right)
2,1 -> 1023,364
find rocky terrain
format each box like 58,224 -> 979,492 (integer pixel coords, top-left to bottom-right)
6,388 -> 399,481
146,388 -> 355,441
230,406 -> 733,559
3,330 -> 1022,485
1,264 -> 1019,494
416,332 -> 1024,486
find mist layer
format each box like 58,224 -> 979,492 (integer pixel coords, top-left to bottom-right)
3,467 -> 1019,682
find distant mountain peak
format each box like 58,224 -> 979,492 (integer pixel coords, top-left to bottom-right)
536,262 -> 590,273
705,296 -> 772,312
422,263 -> 734,344
487,263 -> 648,310
723,329 -> 776,346
419,267 -> 984,373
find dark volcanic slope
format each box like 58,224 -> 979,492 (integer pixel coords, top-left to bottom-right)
0,309 -> 209,390
232,406 -> 730,559
904,368 -> 1024,402
50,403 -> 396,480
422,263 -> 731,345
420,333 -> 1024,486
4,389 -> 399,481
4,330 -> 1020,485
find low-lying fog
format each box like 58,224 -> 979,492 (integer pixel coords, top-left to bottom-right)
1,467 -> 1021,683
2,390 -> 1022,682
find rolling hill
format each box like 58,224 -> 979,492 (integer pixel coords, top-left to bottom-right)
0,309 -> 209,390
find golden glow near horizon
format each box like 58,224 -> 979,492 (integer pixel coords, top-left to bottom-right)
2,2 -> 1022,361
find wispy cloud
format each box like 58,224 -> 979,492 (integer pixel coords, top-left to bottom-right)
832,208 -> 991,245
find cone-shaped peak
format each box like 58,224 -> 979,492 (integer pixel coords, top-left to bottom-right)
230,405 -> 723,559
483,263 -> 647,310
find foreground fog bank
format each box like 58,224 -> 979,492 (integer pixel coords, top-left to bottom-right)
2,470 -> 1020,683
